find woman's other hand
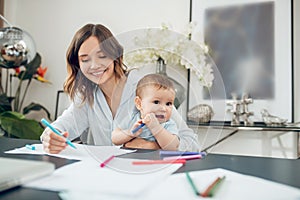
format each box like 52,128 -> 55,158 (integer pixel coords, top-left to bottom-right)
124,137 -> 160,150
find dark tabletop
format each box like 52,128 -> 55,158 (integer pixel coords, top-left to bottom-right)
1,137 -> 300,199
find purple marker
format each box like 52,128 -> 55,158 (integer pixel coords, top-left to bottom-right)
159,150 -> 207,157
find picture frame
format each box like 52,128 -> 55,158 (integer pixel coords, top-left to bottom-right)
188,0 -> 293,123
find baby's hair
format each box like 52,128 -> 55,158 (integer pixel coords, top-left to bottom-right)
136,74 -> 175,97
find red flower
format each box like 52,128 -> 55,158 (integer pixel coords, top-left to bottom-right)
36,66 -> 47,78
14,67 -> 21,76
34,66 -> 51,83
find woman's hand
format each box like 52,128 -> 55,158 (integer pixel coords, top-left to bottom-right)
124,137 -> 160,150
40,127 -> 68,154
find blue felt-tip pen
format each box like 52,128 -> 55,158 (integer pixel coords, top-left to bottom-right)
26,144 -> 36,150
41,118 -> 76,149
131,123 -> 145,134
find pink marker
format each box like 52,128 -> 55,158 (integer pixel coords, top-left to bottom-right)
100,155 -> 115,168
132,159 -> 186,165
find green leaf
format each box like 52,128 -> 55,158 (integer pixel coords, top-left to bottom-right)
0,111 -> 43,140
0,111 -> 25,119
23,102 -> 52,121
0,94 -> 12,113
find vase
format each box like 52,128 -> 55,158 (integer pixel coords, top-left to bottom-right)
156,57 -> 185,109
187,104 -> 214,123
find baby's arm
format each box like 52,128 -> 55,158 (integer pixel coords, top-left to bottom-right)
143,113 -> 179,150
111,121 -> 143,145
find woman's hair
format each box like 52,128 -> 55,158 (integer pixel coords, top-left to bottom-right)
136,74 -> 175,97
64,24 -> 127,105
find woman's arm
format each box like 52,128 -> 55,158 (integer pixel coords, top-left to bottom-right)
124,138 -> 160,150
118,107 -> 198,151
52,101 -> 89,141
111,128 -> 135,145
171,107 -> 200,152
119,108 -> 199,151
112,120 -> 145,145
41,100 -> 89,153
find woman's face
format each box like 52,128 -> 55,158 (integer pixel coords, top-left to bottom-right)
78,36 -> 115,85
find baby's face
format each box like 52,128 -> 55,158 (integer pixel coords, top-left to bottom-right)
138,86 -> 175,123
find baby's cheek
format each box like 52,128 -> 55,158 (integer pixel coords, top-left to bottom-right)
166,109 -> 173,119
148,104 -> 159,112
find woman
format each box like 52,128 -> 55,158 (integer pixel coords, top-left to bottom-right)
40,23 -> 199,154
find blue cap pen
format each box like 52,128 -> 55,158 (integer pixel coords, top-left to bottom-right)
41,118 -> 76,149
132,123 -> 145,134
26,144 -> 36,150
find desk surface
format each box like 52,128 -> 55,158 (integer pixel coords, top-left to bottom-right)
1,137 -> 300,199
188,120 -> 300,132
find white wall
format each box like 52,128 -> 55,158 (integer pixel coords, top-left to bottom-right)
2,0 -> 299,123
3,0 -> 190,119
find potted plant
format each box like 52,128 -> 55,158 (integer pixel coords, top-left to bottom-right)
0,52 -> 52,139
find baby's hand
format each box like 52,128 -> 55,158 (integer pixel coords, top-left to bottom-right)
130,120 -> 144,137
142,113 -> 162,134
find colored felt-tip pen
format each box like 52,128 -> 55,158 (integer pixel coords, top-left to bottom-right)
201,176 -> 226,197
185,172 -> 200,196
131,123 -> 145,134
160,150 -> 206,157
26,144 -> 36,150
132,159 -> 186,165
163,154 -> 202,161
40,118 -> 76,149
100,155 -> 115,168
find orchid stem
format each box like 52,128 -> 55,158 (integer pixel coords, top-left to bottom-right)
5,69 -> 9,94
19,79 -> 31,112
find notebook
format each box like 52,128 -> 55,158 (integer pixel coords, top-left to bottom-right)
0,157 -> 55,192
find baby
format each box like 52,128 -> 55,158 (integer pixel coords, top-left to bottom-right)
112,74 -> 179,150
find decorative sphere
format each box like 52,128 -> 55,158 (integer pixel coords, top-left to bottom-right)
188,104 -> 214,123
0,27 -> 36,68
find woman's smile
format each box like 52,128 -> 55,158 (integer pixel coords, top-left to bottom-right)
90,69 -> 106,77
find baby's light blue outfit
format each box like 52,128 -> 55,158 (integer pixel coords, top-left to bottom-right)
129,110 -> 179,142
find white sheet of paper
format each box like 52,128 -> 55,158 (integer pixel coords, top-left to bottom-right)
5,143 -> 135,161
25,157 -> 182,197
58,168 -> 300,200
141,168 -> 300,200
59,191 -> 135,200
